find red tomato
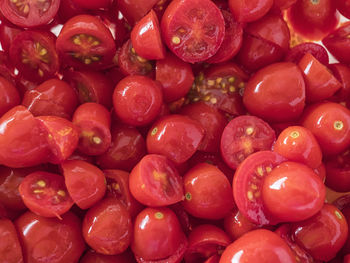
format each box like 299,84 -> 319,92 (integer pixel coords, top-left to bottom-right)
56,15 -> 116,70
0,21 -> 22,53
228,0 -> 273,22
80,250 -> 136,263
0,105 -> 49,168
223,208 -> 258,240
58,0 -> 84,22
72,0 -> 111,9
0,0 -> 60,28
19,171 -> 74,218
82,198 -> 132,255
72,103 -> 111,156
131,10 -> 165,60
219,229 -> 296,263
220,115 -> 276,170
285,42 -> 329,65
243,62 -> 306,123
301,102 -> 350,155
325,151 -> 350,192
61,160 -> 106,209
274,126 -> 322,169
129,154 -> 184,207
273,0 -> 297,10
314,162 -> 326,183
131,207 -> 187,261
291,204 -> 348,261
336,0 -> 350,19
116,0 -> 159,25
15,211 -> 85,263
147,114 -> 204,164
330,63 -> 350,100
22,79 -> 78,119
0,76 -> 20,118
0,218 -> 23,263
161,0 -> 225,63
183,163 -> 234,219
233,151 -> 286,225
113,75 -> 163,126
156,52 -> 194,103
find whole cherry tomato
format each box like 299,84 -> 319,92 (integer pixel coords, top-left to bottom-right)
0,218 -> 23,262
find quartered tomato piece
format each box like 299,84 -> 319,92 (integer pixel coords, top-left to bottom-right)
0,218 -> 24,263
129,154 -> 184,207
56,15 -> 116,70
19,171 -> 74,218
161,0 -> 225,63
0,76 -> 20,118
220,115 -> 276,170
0,0 -> 60,28
228,0 -> 273,22
233,151 -> 286,225
9,30 -> 59,82
285,42 -> 329,65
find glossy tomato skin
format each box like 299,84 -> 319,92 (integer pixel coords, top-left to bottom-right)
0,218 -> 24,263
330,63 -> 350,100
0,76 -> 20,117
301,102 -> 350,155
80,250 -> 136,263
116,0 -> 159,25
183,163 -> 234,220
219,229 -> 296,263
72,0 -> 111,9
161,0 -> 225,63
0,21 -> 22,53
325,151 -> 350,193
147,115 -> 204,164
228,0 -> 273,22
274,126 -> 322,169
243,62 -> 306,123
15,211 -> 85,263
285,42 -> 329,65
291,204 -> 348,261
83,198 -> 132,255
61,160 -> 106,209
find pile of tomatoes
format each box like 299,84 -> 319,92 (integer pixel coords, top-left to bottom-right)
2,0 -> 350,262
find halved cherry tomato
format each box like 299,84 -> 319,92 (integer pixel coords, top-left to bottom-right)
0,218 -> 23,263
0,76 -> 20,118
220,115 -> 276,170
19,171 -> 74,218
161,0 -> 225,63
58,0 -> 84,22
228,0 -> 273,22
285,42 -> 329,65
325,150 -> 350,193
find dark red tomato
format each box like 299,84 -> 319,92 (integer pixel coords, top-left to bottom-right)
183,163 -> 234,219
330,63 -> 350,100
223,208 -> 258,240
97,124 -> 146,171
57,0 -> 84,22
206,10 -> 243,64
204,255 -> 220,263
116,0 -> 159,25
336,0 -> 350,19
325,151 -> 350,192
0,105 -> 49,168
19,171 -> 74,218
0,218 -> 23,263
156,52 -> 194,103
161,0 -> 225,63
314,162 -> 326,183
63,69 -> 114,109
0,0 -> 60,28
285,42 -> 329,65
243,62 -> 306,123
345,255 -> 350,263
180,102 -> 227,153
301,102 -> 350,155
273,0 -> 297,10
56,15 -> 116,70
291,204 -> 348,261
323,22 -> 350,65
129,154 -> 184,207
262,161 -> 325,222
80,250 -> 136,263
219,229 -> 296,263
0,76 -> 20,117
298,53 -> 341,102
72,0 -> 111,9
233,151 -> 286,225
287,0 -> 339,40
36,116 -> 79,164
131,10 -> 165,60
0,21 -> 22,52
113,75 -> 163,127
132,207 -> 187,261
118,39 -> 154,77
228,0 -> 273,22
147,114 -> 204,164
83,198 -> 132,255
0,51 -> 15,85
10,30 -> 59,82
274,126 -> 322,169
61,160 -> 106,209
220,115 -> 276,170
185,224 -> 231,263
22,79 -> 78,119
72,103 -> 111,156
342,207 -> 350,255
15,211 -> 85,263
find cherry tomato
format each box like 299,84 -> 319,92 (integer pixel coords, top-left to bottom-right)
285,42 -> 329,65
80,250 -> 136,263
273,0 -> 297,10
219,229 -> 296,263
0,21 -> 22,53
57,0 -> 84,22
72,0 -> 111,9
116,0 -> 159,25
273,126 -> 322,169
61,160 -> 106,209
325,150 -> 350,193
228,0 -> 273,22
19,171 -> 74,218
336,0 -> 350,19
329,63 -> 350,100
0,218 -> 23,263
0,76 -> 20,118
15,211 -> 85,263
161,0 -> 225,63
82,198 -> 132,255
243,62 -> 306,123
221,115 -> 276,170
0,0 -> 60,28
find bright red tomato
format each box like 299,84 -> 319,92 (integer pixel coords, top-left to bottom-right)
228,0 -> 273,22
0,218 -> 24,263
0,76 -> 20,118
